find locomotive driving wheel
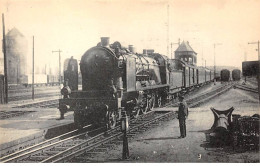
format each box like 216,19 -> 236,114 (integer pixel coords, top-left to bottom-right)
140,97 -> 149,114
148,93 -> 155,111
132,106 -> 141,118
156,95 -> 162,108
106,111 -> 116,129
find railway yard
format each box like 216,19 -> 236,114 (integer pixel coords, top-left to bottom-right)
0,37 -> 259,163
0,0 -> 260,163
0,80 -> 259,163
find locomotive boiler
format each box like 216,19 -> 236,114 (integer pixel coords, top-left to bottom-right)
59,37 -> 169,129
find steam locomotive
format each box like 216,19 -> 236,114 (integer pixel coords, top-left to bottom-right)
220,69 -> 230,82
220,69 -> 241,82
232,69 -> 241,81
59,37 -> 214,129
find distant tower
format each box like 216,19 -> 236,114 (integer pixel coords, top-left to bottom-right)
5,28 -> 28,84
174,41 -> 197,66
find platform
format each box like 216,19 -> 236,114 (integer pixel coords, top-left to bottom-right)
0,106 -> 73,156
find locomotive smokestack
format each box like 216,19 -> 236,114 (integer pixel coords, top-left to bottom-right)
143,49 -> 147,55
101,37 -> 110,47
128,45 -> 136,53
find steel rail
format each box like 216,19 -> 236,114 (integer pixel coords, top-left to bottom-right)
9,92 -> 59,102
167,83 -> 234,107
2,82 -> 235,163
0,125 -> 92,163
189,84 -> 234,107
13,99 -> 59,108
235,84 -> 258,93
0,111 -> 35,120
49,111 -> 174,163
1,111 -> 153,163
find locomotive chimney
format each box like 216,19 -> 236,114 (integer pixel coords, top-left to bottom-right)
101,37 -> 110,47
143,49 -> 147,55
128,45 -> 136,53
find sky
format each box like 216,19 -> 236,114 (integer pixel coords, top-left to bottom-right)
0,0 -> 260,74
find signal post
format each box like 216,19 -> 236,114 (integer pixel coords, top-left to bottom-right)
121,109 -> 129,160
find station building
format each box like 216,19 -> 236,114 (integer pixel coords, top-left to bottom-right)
174,41 -> 197,66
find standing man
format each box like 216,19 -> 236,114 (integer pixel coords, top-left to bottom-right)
177,95 -> 188,138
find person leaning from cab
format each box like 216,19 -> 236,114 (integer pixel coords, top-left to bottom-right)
177,95 -> 188,138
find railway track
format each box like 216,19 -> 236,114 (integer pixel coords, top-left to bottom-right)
0,111 -> 175,163
13,99 -> 59,109
234,84 -> 258,94
1,83 -> 234,120
0,100 -> 59,120
9,92 -> 59,102
8,85 -> 82,102
246,78 -> 258,86
0,82 -> 236,163
8,86 -> 59,94
0,110 -> 36,120
167,82 -> 235,108
0,83 -> 235,163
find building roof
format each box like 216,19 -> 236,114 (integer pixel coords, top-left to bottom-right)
175,41 -> 196,53
6,27 -> 24,37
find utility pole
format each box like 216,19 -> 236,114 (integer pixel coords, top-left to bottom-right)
170,38 -> 180,59
52,49 -> 62,98
2,13 -> 8,104
202,45 -> 204,67
32,36 -> 34,100
167,4 -> 169,58
213,43 -> 222,79
248,40 -> 260,102
17,58 -> 19,85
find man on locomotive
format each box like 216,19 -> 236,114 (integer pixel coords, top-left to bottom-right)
177,95 -> 188,138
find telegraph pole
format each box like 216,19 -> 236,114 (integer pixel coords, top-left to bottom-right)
213,43 -> 222,78
2,13 -> 8,103
248,41 -> 260,102
202,46 -> 204,66
32,36 -> 34,100
167,4 -> 169,58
